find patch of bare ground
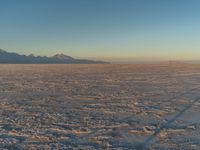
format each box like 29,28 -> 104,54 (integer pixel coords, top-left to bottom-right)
0,64 -> 200,149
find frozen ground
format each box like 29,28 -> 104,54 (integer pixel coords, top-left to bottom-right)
0,64 -> 200,150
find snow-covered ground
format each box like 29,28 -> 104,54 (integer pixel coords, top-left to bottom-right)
0,64 -> 200,149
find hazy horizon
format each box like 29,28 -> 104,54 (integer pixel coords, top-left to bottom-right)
1,0 -> 200,61
2,48 -> 200,64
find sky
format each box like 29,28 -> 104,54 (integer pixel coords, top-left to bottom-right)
0,0 -> 200,62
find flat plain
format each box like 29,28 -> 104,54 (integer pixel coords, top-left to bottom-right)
0,64 -> 200,149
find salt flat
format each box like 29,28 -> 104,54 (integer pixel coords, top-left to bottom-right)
0,64 -> 200,149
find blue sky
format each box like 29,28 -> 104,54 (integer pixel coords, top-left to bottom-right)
0,0 -> 200,61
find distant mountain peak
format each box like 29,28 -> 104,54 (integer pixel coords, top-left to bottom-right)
52,53 -> 74,60
0,49 -> 6,53
28,54 -> 35,57
0,49 -> 109,64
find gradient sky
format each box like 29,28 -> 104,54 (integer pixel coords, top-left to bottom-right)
0,0 -> 200,61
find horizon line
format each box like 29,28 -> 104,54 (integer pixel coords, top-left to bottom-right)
1,48 -> 200,64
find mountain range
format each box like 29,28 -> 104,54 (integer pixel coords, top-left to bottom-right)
0,49 -> 109,64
